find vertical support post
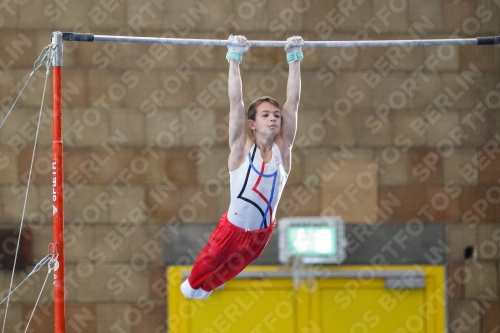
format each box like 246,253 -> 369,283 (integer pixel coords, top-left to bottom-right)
51,31 -> 65,333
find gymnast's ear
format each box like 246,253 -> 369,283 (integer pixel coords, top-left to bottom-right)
247,119 -> 256,131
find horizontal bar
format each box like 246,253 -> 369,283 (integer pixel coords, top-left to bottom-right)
94,35 -> 479,47
61,32 -> 500,48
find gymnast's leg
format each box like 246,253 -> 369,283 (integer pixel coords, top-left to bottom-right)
181,213 -> 273,299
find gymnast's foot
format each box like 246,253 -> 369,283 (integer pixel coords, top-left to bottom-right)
181,280 -> 212,299
180,280 -> 198,298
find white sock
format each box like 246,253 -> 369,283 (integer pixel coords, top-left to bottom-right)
180,280 -> 198,298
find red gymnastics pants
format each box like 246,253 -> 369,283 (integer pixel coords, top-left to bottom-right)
188,212 -> 274,292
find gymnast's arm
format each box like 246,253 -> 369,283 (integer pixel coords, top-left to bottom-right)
227,36 -> 250,171
279,37 -> 303,172
281,59 -> 301,148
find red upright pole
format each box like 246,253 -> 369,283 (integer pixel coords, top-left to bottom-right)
51,31 -> 66,333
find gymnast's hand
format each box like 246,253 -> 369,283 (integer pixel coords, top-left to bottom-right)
285,36 -> 303,52
285,36 -> 304,63
227,35 -> 251,54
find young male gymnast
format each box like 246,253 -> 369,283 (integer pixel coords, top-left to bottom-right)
181,34 -> 303,299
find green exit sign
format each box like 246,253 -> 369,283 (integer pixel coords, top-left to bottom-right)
288,226 -> 337,256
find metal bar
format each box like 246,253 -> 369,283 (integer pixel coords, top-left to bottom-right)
385,277 -> 426,289
182,269 -> 426,290
92,35 -> 479,47
61,32 -> 500,48
181,269 -> 426,290
181,269 -> 425,280
51,31 -> 66,333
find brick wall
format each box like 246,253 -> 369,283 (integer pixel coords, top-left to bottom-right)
0,0 -> 499,332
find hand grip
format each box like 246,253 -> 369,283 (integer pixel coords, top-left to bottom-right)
62,32 -> 94,42
477,36 -> 500,45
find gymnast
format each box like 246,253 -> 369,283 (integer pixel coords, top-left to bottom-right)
181,34 -> 303,299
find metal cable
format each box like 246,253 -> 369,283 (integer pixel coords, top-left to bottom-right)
0,255 -> 53,305
23,256 -> 57,333
0,45 -> 52,130
1,46 -> 53,333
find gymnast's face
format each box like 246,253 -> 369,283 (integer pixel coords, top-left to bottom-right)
250,101 -> 281,136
